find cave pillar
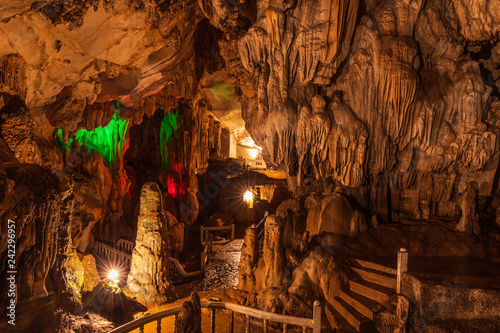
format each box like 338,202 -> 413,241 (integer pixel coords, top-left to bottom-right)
263,215 -> 285,288
237,226 -> 259,292
124,182 -> 170,307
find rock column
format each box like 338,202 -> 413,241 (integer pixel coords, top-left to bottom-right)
124,182 -> 170,307
237,227 -> 258,292
263,215 -> 285,288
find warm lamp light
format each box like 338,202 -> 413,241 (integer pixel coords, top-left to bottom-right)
243,190 -> 254,208
107,269 -> 120,286
108,270 -> 118,281
249,149 -> 258,159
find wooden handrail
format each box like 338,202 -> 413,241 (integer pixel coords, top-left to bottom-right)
200,224 -> 235,244
109,300 -> 321,333
168,257 -> 202,278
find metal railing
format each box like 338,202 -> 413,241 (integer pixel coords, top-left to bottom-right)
200,224 -> 235,245
255,211 -> 269,239
109,300 -> 322,333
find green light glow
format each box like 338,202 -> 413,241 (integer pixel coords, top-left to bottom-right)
208,83 -> 237,106
160,109 -> 179,171
56,108 -> 129,171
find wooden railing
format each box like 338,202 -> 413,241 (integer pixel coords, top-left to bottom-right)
397,247 -> 408,294
94,241 -> 132,266
168,244 -> 209,284
116,239 -> 134,254
93,241 -> 209,284
109,300 -> 322,333
200,224 -> 235,245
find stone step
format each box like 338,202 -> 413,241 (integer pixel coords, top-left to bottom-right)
349,280 -> 393,304
332,296 -> 373,332
339,290 -> 384,320
351,266 -> 397,289
354,258 -> 397,276
325,302 -> 357,332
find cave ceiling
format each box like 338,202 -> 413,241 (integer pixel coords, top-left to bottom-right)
0,0 -> 498,222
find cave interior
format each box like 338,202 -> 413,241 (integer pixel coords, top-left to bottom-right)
0,0 -> 500,332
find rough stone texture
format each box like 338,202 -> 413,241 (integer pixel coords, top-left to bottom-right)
0,94 -> 42,164
455,181 -> 481,235
124,182 -> 170,307
65,246 -> 101,295
0,163 -> 70,301
402,272 -> 500,331
262,215 -> 285,289
0,54 -> 27,99
288,246 -> 348,309
238,227 -> 259,293
306,190 -> 367,237
176,292 -> 202,333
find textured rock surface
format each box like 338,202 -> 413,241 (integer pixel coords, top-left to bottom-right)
0,163 -> 69,300
306,190 -> 367,237
261,215 -> 285,289
238,227 -> 258,293
176,292 -> 202,333
124,182 -> 170,307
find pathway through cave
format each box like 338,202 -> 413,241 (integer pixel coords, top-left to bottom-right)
201,239 -> 244,292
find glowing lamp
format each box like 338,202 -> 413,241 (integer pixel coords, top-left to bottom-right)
244,190 -> 254,208
108,270 -> 118,280
107,269 -> 120,286
249,148 -> 258,159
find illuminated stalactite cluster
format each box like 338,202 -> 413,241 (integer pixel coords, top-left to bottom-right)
159,109 -> 184,200
56,107 -> 129,173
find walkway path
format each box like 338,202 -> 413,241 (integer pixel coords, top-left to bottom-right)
202,239 -> 244,292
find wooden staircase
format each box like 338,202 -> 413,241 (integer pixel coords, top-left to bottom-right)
327,258 -> 397,332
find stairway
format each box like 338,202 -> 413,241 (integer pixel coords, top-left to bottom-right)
326,258 -> 397,332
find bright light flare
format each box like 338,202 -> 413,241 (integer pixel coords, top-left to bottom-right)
108,270 -> 119,281
107,269 -> 120,287
243,190 -> 254,208
249,148 -> 258,159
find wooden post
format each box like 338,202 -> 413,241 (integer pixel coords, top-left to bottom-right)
231,224 -> 235,240
210,309 -> 216,333
209,233 -> 213,254
263,319 -> 268,333
201,250 -> 206,275
246,314 -> 251,333
313,300 -> 321,333
200,226 -> 205,243
156,319 -> 161,333
229,310 -> 234,333
283,323 -> 288,333
397,247 -> 408,294
174,313 -> 178,333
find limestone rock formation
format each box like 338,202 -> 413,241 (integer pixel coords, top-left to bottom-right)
0,94 -> 42,164
238,227 -> 259,293
124,182 -> 170,307
176,292 -> 202,333
455,182 -> 481,236
262,215 -> 285,289
0,163 -> 70,300
306,190 -> 367,237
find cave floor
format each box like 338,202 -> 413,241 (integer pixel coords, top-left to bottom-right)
201,239 -> 244,292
